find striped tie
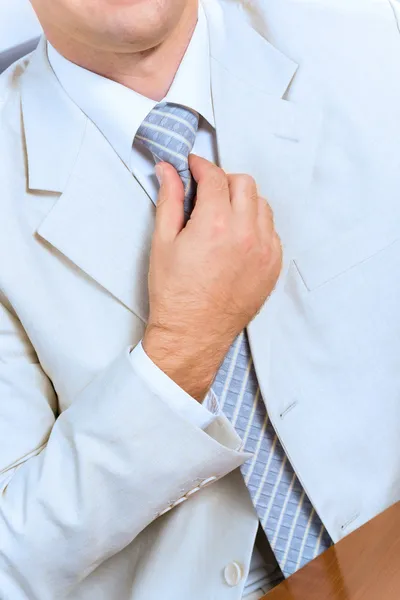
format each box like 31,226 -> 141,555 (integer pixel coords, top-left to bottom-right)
135,102 -> 199,219
138,102 -> 333,578
212,332 -> 332,577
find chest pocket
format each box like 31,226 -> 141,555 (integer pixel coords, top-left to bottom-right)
293,218 -> 400,291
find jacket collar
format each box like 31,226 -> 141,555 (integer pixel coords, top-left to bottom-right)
21,1 -> 309,321
21,2 -> 299,195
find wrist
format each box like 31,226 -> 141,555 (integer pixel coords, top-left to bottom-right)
142,325 -> 227,401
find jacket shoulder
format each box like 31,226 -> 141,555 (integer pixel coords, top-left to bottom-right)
243,0 -> 394,21
0,53 -> 32,162
241,0 -> 399,56
0,53 -> 32,109
239,0 -> 400,95
0,55 -> 33,219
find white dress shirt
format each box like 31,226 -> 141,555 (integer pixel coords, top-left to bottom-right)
47,4 -> 274,597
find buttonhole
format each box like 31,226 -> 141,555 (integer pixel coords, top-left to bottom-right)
280,401 -> 298,419
341,513 -> 360,531
273,133 -> 300,143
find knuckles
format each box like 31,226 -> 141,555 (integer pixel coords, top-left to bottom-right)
229,173 -> 258,199
236,228 -> 258,254
210,213 -> 228,236
230,173 -> 256,189
258,234 -> 282,272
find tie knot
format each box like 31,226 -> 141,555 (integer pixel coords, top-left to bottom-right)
136,102 -> 199,172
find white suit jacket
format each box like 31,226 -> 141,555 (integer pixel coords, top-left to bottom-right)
0,0 -> 40,74
1,1 -> 400,598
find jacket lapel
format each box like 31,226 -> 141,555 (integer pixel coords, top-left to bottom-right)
22,5 -> 321,340
203,0 -> 322,247
202,0 -> 322,394
21,39 -> 154,322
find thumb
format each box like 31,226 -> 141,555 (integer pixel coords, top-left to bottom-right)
154,162 -> 185,242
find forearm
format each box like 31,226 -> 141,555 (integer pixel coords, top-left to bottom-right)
143,325 -> 232,401
0,349 -> 247,599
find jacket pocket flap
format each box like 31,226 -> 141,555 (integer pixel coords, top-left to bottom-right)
293,219 -> 400,291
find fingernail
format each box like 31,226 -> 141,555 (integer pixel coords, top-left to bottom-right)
155,164 -> 163,184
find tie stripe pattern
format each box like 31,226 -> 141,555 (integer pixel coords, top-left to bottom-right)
136,102 -> 199,218
212,332 -> 332,577
138,102 -> 332,578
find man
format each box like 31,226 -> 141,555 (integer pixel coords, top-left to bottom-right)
0,0 -> 400,598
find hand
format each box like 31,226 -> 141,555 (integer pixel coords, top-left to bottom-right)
142,155 -> 282,401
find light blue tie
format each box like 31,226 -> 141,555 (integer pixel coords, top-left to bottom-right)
137,102 -> 332,578
136,102 -> 199,219
212,332 -> 332,577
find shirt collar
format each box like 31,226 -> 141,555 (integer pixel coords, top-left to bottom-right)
47,3 -> 215,170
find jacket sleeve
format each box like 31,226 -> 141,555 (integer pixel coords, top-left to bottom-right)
129,341 -> 220,429
0,299 -> 248,600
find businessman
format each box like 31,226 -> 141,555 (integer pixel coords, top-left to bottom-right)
1,0 -> 400,598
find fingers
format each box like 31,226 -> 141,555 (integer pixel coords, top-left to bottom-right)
228,174 -> 258,223
258,196 -> 283,272
189,156 -> 276,245
257,195 -> 275,234
154,162 -> 185,242
189,154 -> 230,216
157,153 -> 276,251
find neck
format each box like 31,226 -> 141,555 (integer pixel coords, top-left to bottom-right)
47,3 -> 198,101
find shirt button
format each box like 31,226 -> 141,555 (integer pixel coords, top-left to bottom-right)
223,561 -> 244,587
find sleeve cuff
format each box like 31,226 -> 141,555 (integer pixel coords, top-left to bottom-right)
129,342 -> 220,430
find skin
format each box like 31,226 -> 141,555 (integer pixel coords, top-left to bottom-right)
144,158 -> 282,400
30,0 -> 199,100
30,0 -> 283,401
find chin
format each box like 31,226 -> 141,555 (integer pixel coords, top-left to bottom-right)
90,0 -> 188,51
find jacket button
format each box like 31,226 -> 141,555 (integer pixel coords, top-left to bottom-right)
224,561 -> 243,587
